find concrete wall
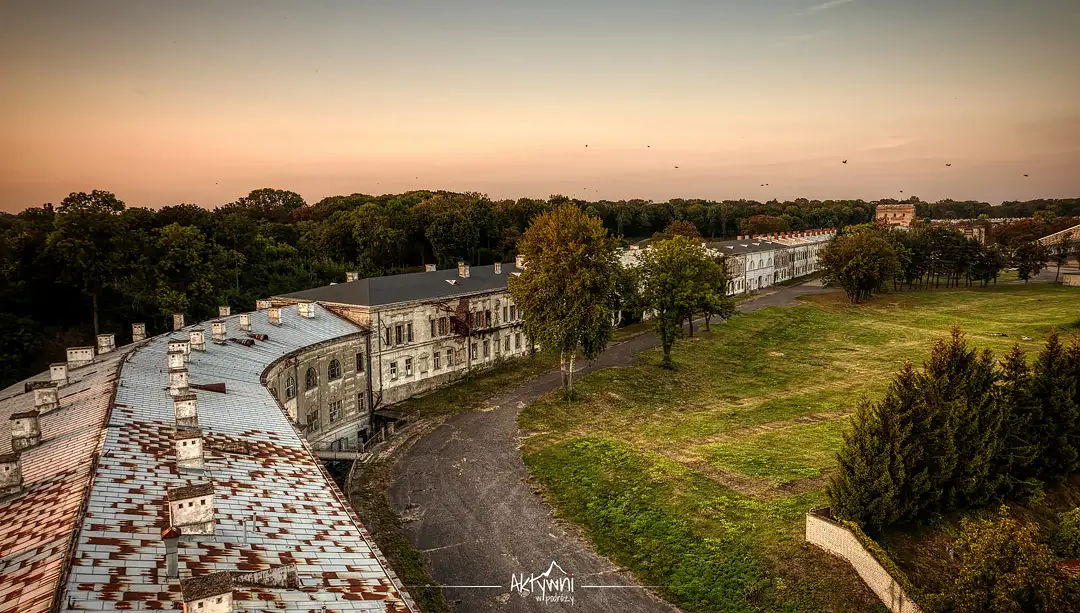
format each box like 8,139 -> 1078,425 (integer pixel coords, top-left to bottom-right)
805,510 -> 922,613
1064,273 -> 1080,287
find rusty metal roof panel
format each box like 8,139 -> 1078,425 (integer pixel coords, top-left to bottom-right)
0,350 -> 129,613
61,304 -> 414,612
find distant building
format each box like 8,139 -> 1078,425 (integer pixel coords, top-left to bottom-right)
875,204 -> 916,228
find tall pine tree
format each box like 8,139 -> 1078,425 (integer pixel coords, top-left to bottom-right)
993,344 -> 1041,498
828,397 -> 905,533
1031,330 -> 1080,481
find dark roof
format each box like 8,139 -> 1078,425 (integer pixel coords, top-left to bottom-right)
706,239 -> 789,256
275,263 -> 522,307
173,428 -> 201,440
168,482 -> 213,500
10,410 -> 39,420
0,452 -> 19,464
180,571 -> 232,601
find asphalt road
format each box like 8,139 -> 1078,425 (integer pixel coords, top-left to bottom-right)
387,282 -> 838,612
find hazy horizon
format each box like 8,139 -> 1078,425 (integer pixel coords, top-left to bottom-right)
2,0 -> 1079,213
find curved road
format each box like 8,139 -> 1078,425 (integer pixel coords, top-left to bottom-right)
388,283 -> 837,612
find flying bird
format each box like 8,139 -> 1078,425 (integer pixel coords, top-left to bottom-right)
674,165 -> 679,169
945,163 -> 952,167
1023,174 -> 1029,177
842,160 -> 847,164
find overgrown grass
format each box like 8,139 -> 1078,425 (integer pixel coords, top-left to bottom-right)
520,284 -> 1080,612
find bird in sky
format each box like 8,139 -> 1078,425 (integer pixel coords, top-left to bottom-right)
1024,174 -> 1029,177
647,145 -> 650,148
946,163 -> 952,167
842,160 -> 848,164
674,165 -> 679,169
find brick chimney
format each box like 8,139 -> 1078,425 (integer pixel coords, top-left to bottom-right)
180,572 -> 232,612
297,302 -> 315,318
33,384 -> 58,413
346,271 -> 359,282
10,410 -> 41,451
0,453 -> 22,498
174,428 -> 204,471
239,313 -> 250,331
168,338 -> 191,362
167,482 -> 215,535
515,254 -> 526,269
267,307 -> 282,326
96,334 -> 115,354
494,262 -> 502,274
132,323 -> 146,343
219,305 -> 231,317
49,363 -> 68,386
173,313 -> 185,331
256,299 -> 272,310
168,368 -> 190,397
168,350 -> 186,370
425,263 -> 436,272
211,320 -> 226,342
174,393 -> 198,426
458,261 -> 470,278
66,346 -> 95,369
189,328 -> 206,351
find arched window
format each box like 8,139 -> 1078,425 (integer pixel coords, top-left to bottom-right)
305,367 -> 318,390
328,359 -> 342,381
285,376 -> 297,399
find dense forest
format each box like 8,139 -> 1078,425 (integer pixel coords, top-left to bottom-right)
1,189 -> 1077,388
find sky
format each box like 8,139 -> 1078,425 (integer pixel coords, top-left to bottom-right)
1,0 -> 1078,212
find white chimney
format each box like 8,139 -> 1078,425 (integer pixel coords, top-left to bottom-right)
168,368 -> 190,397
346,271 -> 359,282
219,305 -> 231,317
174,393 -> 198,426
239,313 -> 250,331
0,453 -> 22,498
96,334 -> 115,354
173,313 -> 185,331
298,303 -> 315,318
10,410 -> 41,451
189,328 -> 206,351
425,263 -> 436,272
66,346 -> 95,369
458,261 -> 470,278
167,350 -> 185,370
267,307 -> 282,326
174,428 -> 204,471
167,482 -> 216,535
494,262 -> 502,274
180,571 -> 232,613
211,320 -> 226,342
132,323 -> 146,343
168,338 -> 191,362
256,299 -> 272,310
33,384 -> 58,413
49,363 -> 68,386
515,254 -> 526,269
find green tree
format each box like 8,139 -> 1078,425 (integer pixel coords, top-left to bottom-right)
1030,330 -> 1079,481
653,219 -> 701,241
1049,234 -> 1072,282
820,225 -> 900,303
507,205 -> 619,395
1012,241 -> 1048,282
994,345 -> 1042,497
696,254 -> 735,332
828,397 -> 905,533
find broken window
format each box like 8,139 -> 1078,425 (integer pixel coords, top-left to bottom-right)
329,400 -> 342,423
384,327 -> 391,346
390,361 -> 398,379
328,359 -> 342,381
515,333 -> 521,349
439,317 -> 449,336
446,348 -> 454,366
395,325 -> 403,345
503,306 -> 508,322
430,319 -> 437,337
355,352 -> 364,373
483,340 -> 490,358
305,367 -> 318,390
504,337 -> 510,352
510,305 -> 516,321
485,310 -> 491,327
285,376 -> 297,399
357,393 -> 365,411
307,411 -> 320,432
471,343 -> 477,360
405,357 -> 413,376
433,352 -> 441,370
407,323 -> 413,342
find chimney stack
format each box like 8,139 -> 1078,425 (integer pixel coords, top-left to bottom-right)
173,313 -> 185,331
132,323 -> 146,343
219,305 -> 231,317
33,383 -> 58,413
174,428 -> 204,471
168,350 -> 186,370
458,261 -> 470,278
239,313 -> 250,331
189,328 -> 205,351
162,526 -> 180,579
425,263 -> 436,272
267,307 -> 282,326
66,347 -> 95,369
211,320 -> 226,342
298,303 -> 315,318
49,363 -> 68,386
10,411 -> 41,451
96,334 -> 115,354
180,572 -> 232,612
0,453 -> 22,498
168,338 -> 191,362
346,271 -> 359,282
256,299 -> 272,310
515,254 -> 526,269
494,262 -> 502,274
174,393 -> 198,426
167,483 -> 216,535
168,368 -> 190,397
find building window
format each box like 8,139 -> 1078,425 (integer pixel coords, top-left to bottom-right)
390,361 -> 398,379
446,348 -> 453,366
355,353 -> 364,373
405,357 -> 413,376
483,340 -> 490,358
515,333 -> 521,349
430,319 -> 437,337
285,376 -> 297,399
485,310 -> 491,327
395,325 -> 403,345
495,337 -> 501,354
357,393 -> 365,411
384,328 -> 391,346
473,311 -> 481,328
504,337 -> 510,352
503,306 -> 508,322
407,323 -> 414,342
307,411 -> 320,432
329,400 -> 342,423
305,367 -> 318,390
328,359 -> 342,381
433,352 -> 441,370
471,343 -> 478,360
510,305 -> 516,321
439,317 -> 449,336
269,387 -> 279,400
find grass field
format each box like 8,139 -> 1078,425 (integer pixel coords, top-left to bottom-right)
519,284 -> 1080,613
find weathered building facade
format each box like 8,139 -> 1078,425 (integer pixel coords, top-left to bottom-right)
875,204 -> 916,228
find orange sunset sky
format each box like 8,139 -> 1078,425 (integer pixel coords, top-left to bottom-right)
1,0 -> 1078,212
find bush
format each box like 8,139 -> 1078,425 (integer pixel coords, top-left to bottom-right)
1052,507 -> 1080,559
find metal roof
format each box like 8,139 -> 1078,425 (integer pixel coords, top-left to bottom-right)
57,303 -> 414,611
0,348 -> 130,613
276,263 -> 522,308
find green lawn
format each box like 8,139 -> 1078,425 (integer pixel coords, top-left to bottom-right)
520,284 -> 1080,613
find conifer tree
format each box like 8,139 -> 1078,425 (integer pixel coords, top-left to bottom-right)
1031,330 -> 1080,481
828,398 -> 905,533
893,359 -> 958,521
993,345 -> 1041,498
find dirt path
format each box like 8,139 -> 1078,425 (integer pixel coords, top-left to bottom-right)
386,282 -> 837,612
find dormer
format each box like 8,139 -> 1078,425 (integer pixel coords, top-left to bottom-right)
0,453 -> 22,498
298,302 -> 315,318
211,320 -> 226,342
66,346 -> 95,369
267,307 -> 282,326
238,313 -> 250,331
49,363 -> 68,386
168,368 -> 190,397
10,410 -> 41,451
180,571 -> 233,613
174,393 -> 198,427
174,428 -> 204,471
189,328 -> 206,351
132,322 -> 147,342
96,334 -> 116,354
167,482 -> 216,535
32,382 -> 59,413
